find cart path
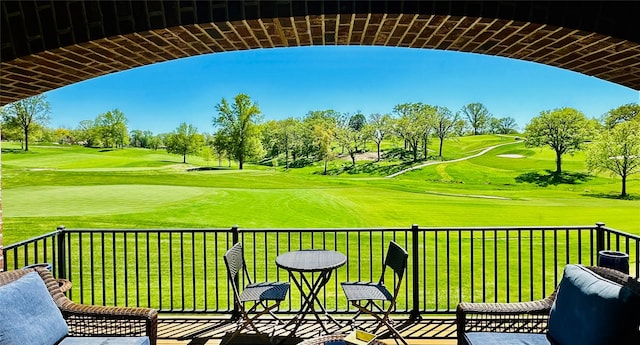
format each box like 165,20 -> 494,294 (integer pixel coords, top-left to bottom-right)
386,140 -> 523,178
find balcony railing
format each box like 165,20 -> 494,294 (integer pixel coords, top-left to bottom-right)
3,223 -> 639,317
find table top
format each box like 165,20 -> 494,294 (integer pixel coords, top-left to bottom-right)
276,249 -> 346,272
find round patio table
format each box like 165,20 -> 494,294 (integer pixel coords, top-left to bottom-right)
276,250 -> 346,337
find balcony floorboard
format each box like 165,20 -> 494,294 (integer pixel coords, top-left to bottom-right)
157,315 -> 457,344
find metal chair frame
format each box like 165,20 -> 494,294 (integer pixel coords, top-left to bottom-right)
223,242 -> 290,344
341,241 -> 409,345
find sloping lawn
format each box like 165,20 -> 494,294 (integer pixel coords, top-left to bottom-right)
2,137 -> 638,244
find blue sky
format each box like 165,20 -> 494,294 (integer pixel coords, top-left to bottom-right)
46,45 -> 639,134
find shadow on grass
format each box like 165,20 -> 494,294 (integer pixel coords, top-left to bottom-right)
582,192 -> 640,201
320,160 -> 422,176
187,166 -> 232,171
1,148 -> 30,154
515,170 -> 592,186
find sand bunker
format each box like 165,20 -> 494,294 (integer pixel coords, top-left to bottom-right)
497,154 -> 525,158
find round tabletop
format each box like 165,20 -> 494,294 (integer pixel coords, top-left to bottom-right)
276,249 -> 346,272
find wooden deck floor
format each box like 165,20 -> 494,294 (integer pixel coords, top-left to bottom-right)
156,315 -> 457,345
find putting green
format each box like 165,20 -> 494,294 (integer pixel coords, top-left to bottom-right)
3,185 -> 213,217
2,137 -> 638,244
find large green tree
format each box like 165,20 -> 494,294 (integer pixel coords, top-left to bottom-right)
348,112 -> 367,152
461,102 -> 491,135
488,116 -> 518,134
1,94 -> 51,151
419,105 -> 437,159
313,119 -> 335,174
212,130 -> 231,167
260,120 -> 281,158
434,106 -> 460,157
96,109 -> 129,148
213,94 -> 263,170
75,119 -> 100,147
260,118 -> 302,169
304,110 -> 340,161
277,118 -> 302,169
603,103 -> 640,129
586,119 -> 640,197
524,107 -> 592,174
335,113 -> 367,166
393,103 -> 435,162
367,113 -> 392,161
130,129 -> 156,148
497,117 -> 518,134
165,123 -> 204,163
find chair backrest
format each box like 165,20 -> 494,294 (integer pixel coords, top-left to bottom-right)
384,241 -> 408,281
224,243 -> 250,299
379,241 -> 408,304
0,267 -> 66,302
224,243 -> 244,279
586,266 -> 640,289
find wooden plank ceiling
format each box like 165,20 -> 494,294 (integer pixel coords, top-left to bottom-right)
1,1 -> 639,106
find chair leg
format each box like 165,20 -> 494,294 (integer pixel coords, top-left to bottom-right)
224,308 -> 262,344
224,300 -> 285,344
378,316 -> 407,345
260,300 -> 285,324
349,301 -> 407,345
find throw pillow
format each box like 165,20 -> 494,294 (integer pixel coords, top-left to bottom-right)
0,272 -> 69,345
547,264 -> 640,345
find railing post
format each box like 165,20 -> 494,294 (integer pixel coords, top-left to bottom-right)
231,225 -> 239,245
230,225 -> 240,319
56,225 -> 66,279
596,222 -> 606,255
410,224 -> 421,320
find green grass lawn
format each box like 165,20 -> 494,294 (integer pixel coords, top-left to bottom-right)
2,137 -> 638,311
2,136 -> 638,245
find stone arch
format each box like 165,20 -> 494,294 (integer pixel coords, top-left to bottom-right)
1,1 -> 639,106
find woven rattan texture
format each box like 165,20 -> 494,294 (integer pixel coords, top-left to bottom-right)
455,265 -> 640,345
0,267 -> 158,345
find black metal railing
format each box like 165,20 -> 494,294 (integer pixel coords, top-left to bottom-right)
3,223 -> 639,316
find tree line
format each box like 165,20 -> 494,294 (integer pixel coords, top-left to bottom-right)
523,105 -> 640,197
1,93 -> 639,196
0,93 -> 517,161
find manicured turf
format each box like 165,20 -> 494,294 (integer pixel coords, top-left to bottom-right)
2,138 -> 638,310
2,136 -> 638,245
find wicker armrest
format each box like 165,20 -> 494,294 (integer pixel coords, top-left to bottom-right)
455,266 -> 639,345
36,268 -> 158,345
59,301 -> 158,343
457,298 -> 554,316
456,297 -> 555,345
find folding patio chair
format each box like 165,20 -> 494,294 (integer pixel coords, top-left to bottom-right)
341,241 -> 409,345
223,242 -> 290,344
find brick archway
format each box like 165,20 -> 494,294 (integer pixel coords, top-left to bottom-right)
1,1 -> 640,106
1,1 -> 639,269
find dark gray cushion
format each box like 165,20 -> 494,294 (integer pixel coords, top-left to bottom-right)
0,272 -> 69,345
547,264 -> 640,345
464,332 -> 551,345
59,337 -> 150,345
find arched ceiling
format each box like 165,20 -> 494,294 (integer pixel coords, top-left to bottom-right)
1,1 -> 639,106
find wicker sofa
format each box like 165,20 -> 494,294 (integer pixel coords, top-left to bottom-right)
0,267 -> 158,345
456,265 -> 640,345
